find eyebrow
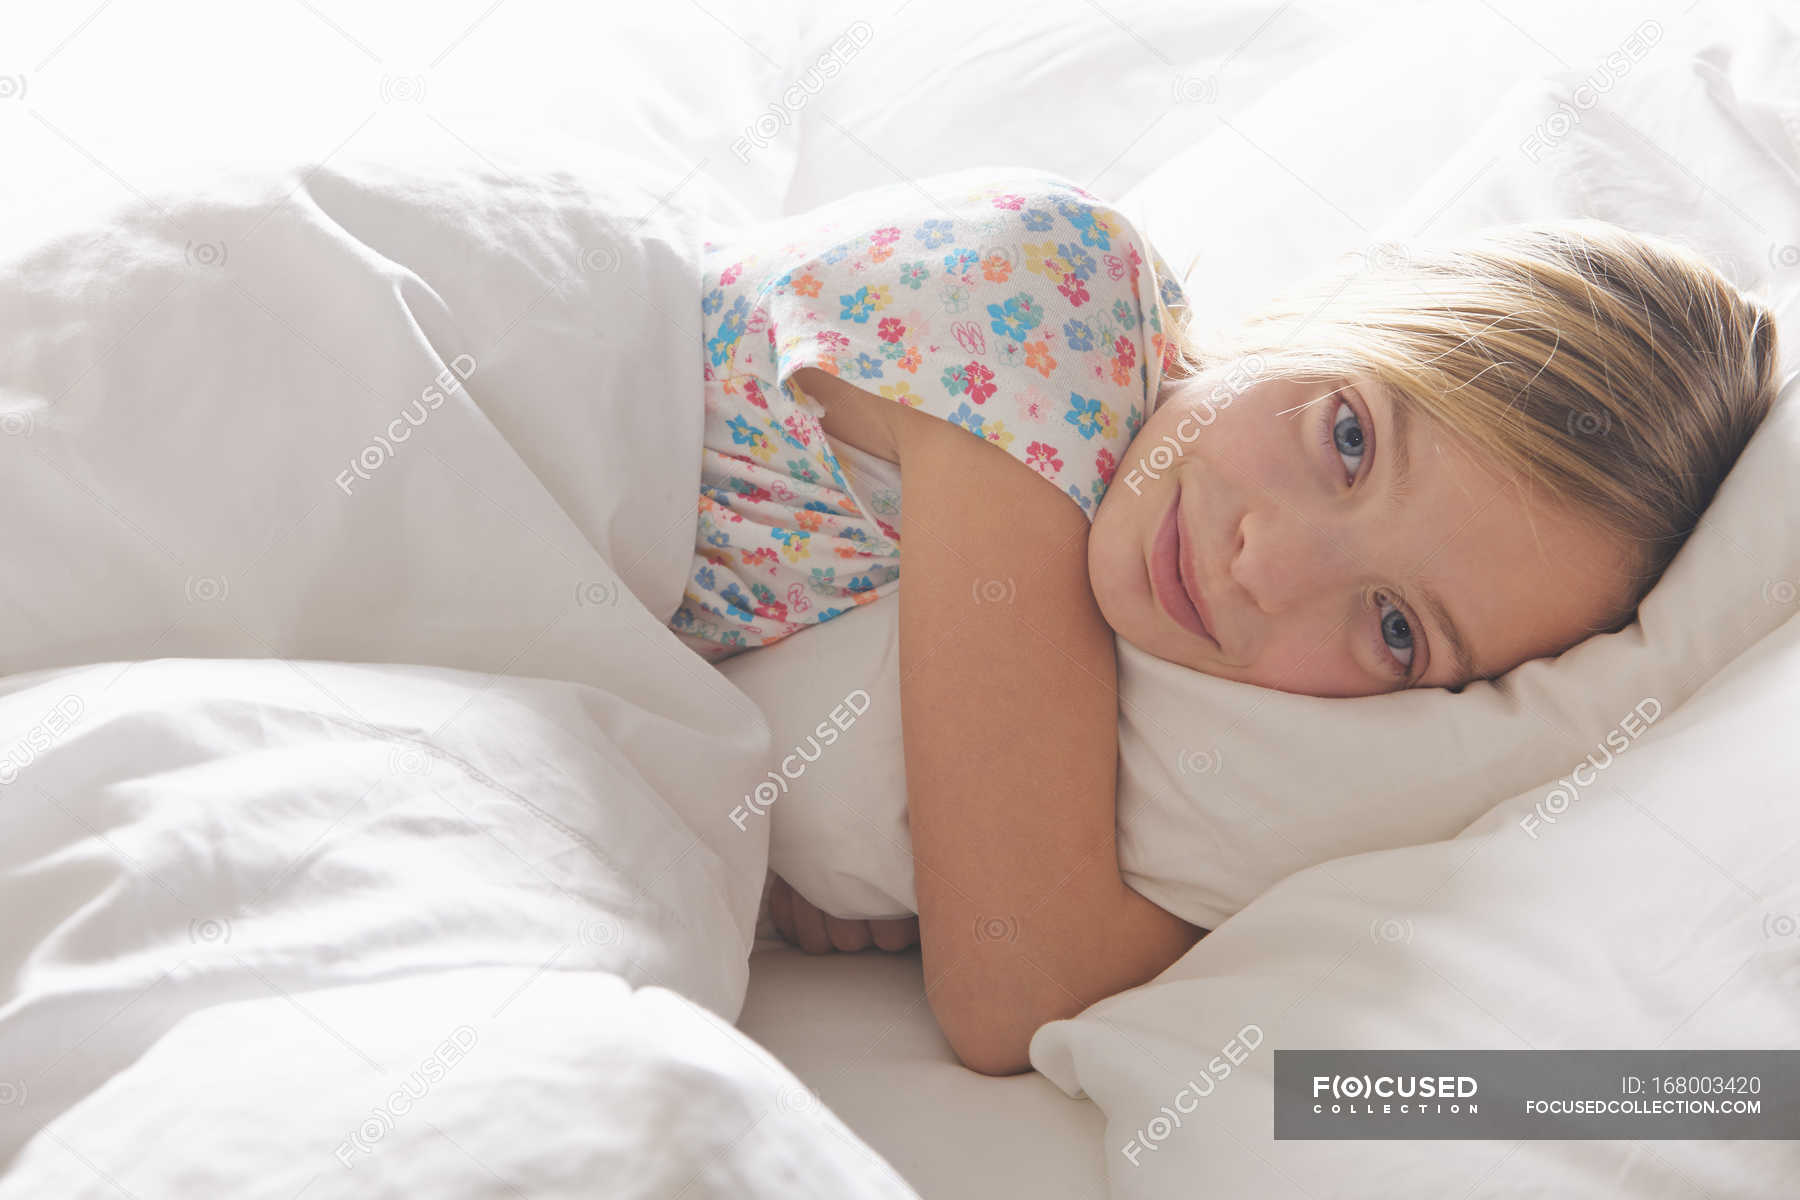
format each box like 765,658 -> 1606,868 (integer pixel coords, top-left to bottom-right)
1417,581 -> 1481,686
1380,388 -> 1482,686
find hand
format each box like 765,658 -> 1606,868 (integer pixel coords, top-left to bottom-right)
766,873 -> 919,954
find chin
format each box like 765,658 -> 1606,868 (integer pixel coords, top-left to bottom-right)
1086,518 -> 1144,640
1117,623 -> 1214,675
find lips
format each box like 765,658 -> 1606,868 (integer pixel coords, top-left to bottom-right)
1150,485 -> 1218,647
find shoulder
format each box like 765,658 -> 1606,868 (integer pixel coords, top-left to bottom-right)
770,168 -> 1148,266
887,377 -> 1088,541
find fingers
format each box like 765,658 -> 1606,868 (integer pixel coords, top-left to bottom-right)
785,884 -> 836,954
767,876 -> 918,956
826,915 -> 872,952
767,874 -> 796,942
870,916 -> 919,952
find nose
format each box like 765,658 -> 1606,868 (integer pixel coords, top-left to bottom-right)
1228,504 -> 1362,614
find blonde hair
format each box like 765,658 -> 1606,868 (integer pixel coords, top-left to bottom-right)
1151,220 -> 1783,640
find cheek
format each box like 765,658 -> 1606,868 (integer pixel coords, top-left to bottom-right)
1240,634 -> 1372,697
1150,394 -> 1272,484
1088,486 -> 1142,593
1212,405 -> 1306,491
1089,462 -> 1174,628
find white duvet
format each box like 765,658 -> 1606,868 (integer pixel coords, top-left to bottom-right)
0,129 -> 916,1197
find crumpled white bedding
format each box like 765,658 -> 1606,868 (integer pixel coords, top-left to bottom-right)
0,659 -> 911,1198
0,122 -> 717,675
5,965 -> 910,1199
0,128 -> 917,1196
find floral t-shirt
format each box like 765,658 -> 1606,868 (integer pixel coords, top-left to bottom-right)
669,167 -> 1190,663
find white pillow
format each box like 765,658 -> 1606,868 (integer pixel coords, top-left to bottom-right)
1031,16 -> 1800,1193
1031,605 -> 1800,1196
719,2 -> 1800,929
777,0 -> 1378,214
0,4 -> 797,234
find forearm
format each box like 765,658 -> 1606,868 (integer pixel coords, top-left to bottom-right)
913,829 -> 1202,1076
895,455 -> 1200,1072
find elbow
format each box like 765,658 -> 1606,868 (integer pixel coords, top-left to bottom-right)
934,1004 -> 1038,1077
949,1030 -> 1033,1078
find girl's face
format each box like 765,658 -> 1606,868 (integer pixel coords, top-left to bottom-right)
1089,368 -> 1638,697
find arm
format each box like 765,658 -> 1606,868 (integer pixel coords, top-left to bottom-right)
859,381 -> 1204,1076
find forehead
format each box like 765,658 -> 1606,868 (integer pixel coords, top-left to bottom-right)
1387,416 -> 1637,680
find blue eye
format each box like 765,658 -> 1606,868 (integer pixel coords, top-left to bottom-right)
1376,591 -> 1415,672
1331,398 -> 1366,483
1328,392 -> 1421,682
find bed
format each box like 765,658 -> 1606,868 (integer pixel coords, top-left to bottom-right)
2,1 -> 1796,1197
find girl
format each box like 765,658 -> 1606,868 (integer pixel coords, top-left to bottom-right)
675,169 -> 1781,1074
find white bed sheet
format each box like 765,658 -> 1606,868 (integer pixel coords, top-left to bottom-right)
738,943 -> 1107,1200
